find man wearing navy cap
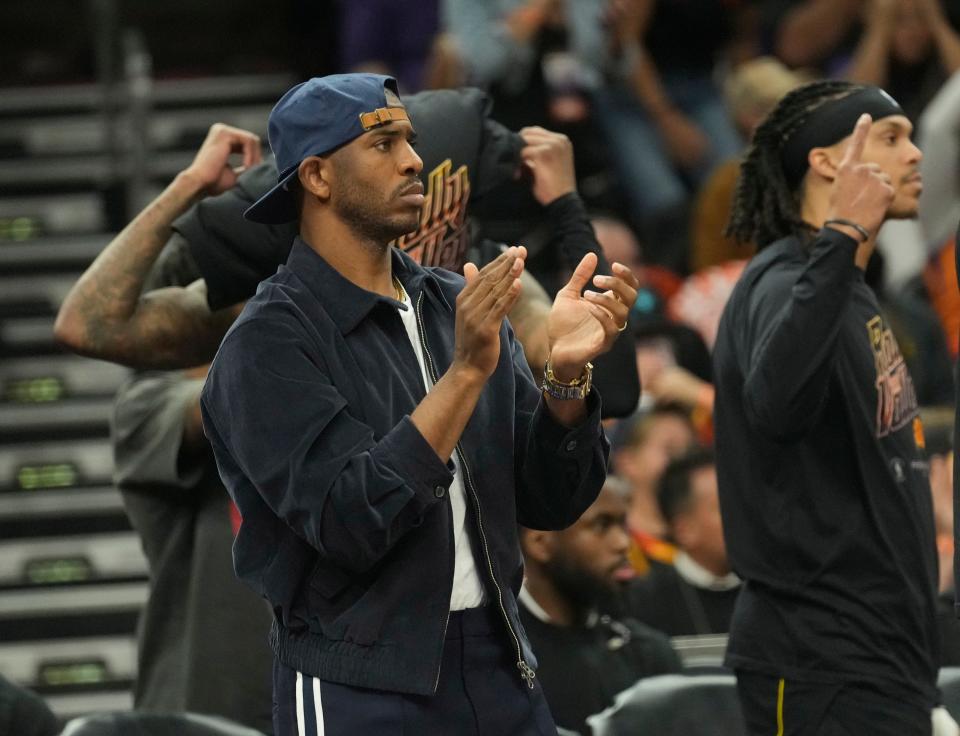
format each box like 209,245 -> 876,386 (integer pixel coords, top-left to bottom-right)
200,73 -> 638,734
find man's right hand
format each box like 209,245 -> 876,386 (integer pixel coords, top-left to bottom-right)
452,247 -> 526,381
826,113 -> 894,240
181,123 -> 263,197
519,126 -> 576,205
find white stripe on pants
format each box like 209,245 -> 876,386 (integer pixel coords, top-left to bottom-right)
295,670 -> 326,736
314,677 -> 324,736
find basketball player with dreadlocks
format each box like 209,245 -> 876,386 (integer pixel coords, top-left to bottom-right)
713,80 -> 940,735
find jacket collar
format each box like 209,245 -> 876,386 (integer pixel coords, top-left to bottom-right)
285,236 -> 453,334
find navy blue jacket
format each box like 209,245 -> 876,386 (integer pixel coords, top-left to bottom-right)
201,238 -> 609,695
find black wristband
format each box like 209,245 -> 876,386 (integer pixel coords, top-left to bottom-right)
824,218 -> 870,243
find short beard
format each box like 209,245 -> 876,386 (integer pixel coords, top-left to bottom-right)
886,187 -> 921,221
333,172 -> 420,249
544,554 -> 622,623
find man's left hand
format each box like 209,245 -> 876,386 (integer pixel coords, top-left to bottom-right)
546,253 -> 639,381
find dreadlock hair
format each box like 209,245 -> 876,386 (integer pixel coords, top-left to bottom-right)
725,80 -> 867,249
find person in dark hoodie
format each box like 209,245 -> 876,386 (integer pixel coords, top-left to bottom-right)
714,79 -> 939,735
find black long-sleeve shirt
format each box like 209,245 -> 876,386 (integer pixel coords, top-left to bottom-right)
543,193 -> 640,418
712,229 -> 939,709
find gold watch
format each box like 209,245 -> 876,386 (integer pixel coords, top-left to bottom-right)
541,360 -> 593,400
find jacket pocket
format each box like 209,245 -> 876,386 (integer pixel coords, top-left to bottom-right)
308,558 -> 353,601
306,561 -> 382,646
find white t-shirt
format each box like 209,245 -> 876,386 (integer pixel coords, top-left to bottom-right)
395,282 -> 487,610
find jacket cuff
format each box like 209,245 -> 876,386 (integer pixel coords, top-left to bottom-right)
532,389 -> 605,457
374,415 -> 456,511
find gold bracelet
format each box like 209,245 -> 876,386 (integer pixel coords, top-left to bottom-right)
541,360 -> 593,400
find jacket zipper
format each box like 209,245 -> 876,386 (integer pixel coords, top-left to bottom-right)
415,292 -> 536,691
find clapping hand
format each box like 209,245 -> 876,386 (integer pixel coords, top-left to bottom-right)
547,253 -> 639,380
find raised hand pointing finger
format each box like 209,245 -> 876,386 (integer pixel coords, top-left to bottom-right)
840,114 -> 872,168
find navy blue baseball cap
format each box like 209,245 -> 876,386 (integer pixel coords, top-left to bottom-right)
244,73 -> 409,224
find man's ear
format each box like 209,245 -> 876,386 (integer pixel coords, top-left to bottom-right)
807,145 -> 841,182
520,528 -> 555,565
298,156 -> 331,202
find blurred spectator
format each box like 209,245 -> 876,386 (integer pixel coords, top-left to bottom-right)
113,364 -> 274,733
667,260 -> 748,353
0,675 -> 58,736
629,320 -> 716,446
915,70 -> 960,258
588,0 -> 747,272
111,242 -> 273,733
847,0 -> 960,122
724,56 -> 812,136
690,57 -> 809,273
518,478 -> 682,734
613,404 -> 696,559
925,407 -> 955,593
881,69 -> 960,293
767,0 -> 863,70
338,0 -> 440,92
924,241 -> 960,359
920,406 -> 960,666
593,215 -> 644,276
633,321 -> 713,387
626,449 -> 741,636
437,0 -> 615,241
591,215 -> 686,328
439,0 -> 599,124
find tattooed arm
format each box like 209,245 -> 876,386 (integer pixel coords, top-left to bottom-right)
53,124 -> 261,369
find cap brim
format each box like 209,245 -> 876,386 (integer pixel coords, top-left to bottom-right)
243,168 -> 300,224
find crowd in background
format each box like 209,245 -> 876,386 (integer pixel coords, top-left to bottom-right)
9,1 -> 960,734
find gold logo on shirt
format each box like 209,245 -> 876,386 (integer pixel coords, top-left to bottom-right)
913,417 -> 926,450
391,159 -> 470,272
867,315 -> 918,438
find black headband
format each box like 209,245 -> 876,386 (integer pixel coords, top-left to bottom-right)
780,87 -> 904,188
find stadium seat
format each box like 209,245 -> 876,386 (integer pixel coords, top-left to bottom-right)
938,668 -> 960,721
587,673 -> 746,736
60,712 -> 266,736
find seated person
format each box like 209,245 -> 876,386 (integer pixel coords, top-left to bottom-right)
613,403 -> 697,565
519,477 -> 681,734
626,448 -> 740,636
